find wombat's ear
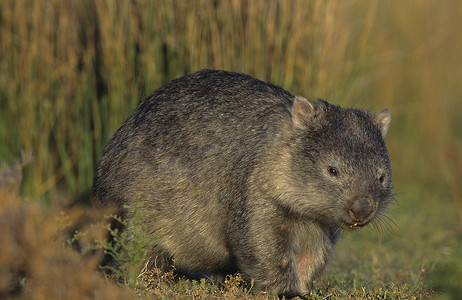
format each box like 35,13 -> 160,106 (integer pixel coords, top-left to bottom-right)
292,96 -> 318,128
374,109 -> 391,138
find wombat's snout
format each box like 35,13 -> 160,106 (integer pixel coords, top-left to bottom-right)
347,197 -> 376,225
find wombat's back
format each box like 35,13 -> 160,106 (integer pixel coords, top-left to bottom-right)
93,69 -> 294,206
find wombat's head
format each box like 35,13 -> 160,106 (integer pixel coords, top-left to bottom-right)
282,97 -> 393,231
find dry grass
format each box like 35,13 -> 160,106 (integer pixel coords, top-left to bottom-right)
0,193 -> 134,299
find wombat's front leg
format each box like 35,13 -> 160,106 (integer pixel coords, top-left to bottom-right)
228,214 -> 304,297
230,210 -> 335,297
233,235 -> 301,297
291,221 -> 337,293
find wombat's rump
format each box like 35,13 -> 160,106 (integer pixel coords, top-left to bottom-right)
93,69 -> 393,297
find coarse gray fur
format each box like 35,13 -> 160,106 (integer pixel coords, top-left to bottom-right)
93,69 -> 393,297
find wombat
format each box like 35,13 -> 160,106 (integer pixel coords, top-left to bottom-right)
93,69 -> 393,297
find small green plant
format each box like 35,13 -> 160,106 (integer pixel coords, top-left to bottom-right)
104,203 -> 157,288
76,200 -> 158,289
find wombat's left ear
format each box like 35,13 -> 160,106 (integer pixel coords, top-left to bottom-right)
374,109 -> 391,138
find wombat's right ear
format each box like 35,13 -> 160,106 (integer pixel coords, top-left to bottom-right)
374,109 -> 391,138
292,96 -> 317,128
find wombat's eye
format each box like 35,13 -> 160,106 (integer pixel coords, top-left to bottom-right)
377,170 -> 386,184
379,174 -> 385,184
328,167 -> 338,176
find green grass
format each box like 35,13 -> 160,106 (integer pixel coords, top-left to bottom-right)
1,0 -> 461,298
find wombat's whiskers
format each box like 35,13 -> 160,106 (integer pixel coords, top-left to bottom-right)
372,212 -> 397,234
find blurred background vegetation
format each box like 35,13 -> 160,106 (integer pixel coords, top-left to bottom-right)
0,0 -> 461,298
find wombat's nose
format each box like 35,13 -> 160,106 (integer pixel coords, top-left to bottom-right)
348,198 -> 375,223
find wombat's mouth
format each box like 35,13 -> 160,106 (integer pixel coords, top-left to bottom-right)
341,211 -> 376,231
342,221 -> 369,231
